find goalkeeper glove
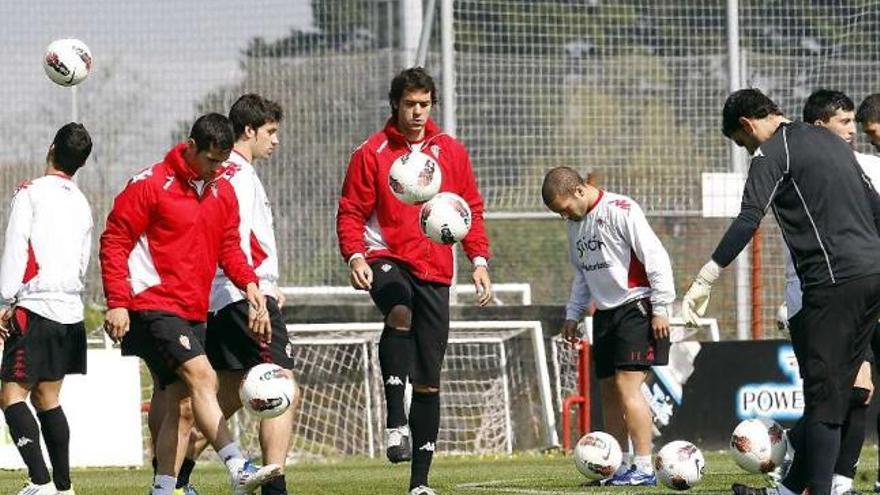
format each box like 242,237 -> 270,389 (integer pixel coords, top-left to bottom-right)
775,302 -> 789,332
682,260 -> 721,327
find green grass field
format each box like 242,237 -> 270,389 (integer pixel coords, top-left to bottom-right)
1,449 -> 877,495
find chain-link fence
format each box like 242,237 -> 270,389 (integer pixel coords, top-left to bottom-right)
3,1 -> 880,337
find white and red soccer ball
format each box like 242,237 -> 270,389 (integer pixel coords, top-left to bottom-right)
730,418 -> 787,474
419,192 -> 472,244
655,440 -> 706,491
239,363 -> 296,419
572,431 -> 623,481
388,150 -> 442,205
43,38 -> 92,87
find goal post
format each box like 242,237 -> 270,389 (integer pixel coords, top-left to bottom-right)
250,320 -> 559,459
279,283 -> 533,306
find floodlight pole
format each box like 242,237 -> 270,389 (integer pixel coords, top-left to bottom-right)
415,0 -> 437,67
71,85 -> 78,123
400,0 -> 423,67
727,0 -> 751,340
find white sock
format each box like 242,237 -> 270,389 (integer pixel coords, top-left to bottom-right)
218,442 -> 246,473
777,483 -> 799,495
831,474 -> 853,495
151,475 -> 176,495
633,454 -> 653,472
615,453 -> 632,475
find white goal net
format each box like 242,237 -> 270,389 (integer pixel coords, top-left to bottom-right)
232,321 -> 558,460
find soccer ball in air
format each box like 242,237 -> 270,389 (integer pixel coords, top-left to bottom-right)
43,38 -> 92,87
388,150 -> 442,204
419,192 -> 472,244
730,418 -> 787,474
573,431 -> 623,481
239,363 -> 296,419
655,440 -> 705,490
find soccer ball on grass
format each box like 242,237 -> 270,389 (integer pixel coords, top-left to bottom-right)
572,431 -> 622,481
730,418 -> 787,473
655,440 -> 705,490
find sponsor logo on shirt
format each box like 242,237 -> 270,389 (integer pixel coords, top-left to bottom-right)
582,261 -> 612,271
576,237 -> 605,258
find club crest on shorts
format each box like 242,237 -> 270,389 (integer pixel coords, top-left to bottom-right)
381,263 -> 392,272
285,342 -> 293,358
179,335 -> 191,350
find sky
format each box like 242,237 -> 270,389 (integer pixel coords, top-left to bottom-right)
0,0 -> 313,169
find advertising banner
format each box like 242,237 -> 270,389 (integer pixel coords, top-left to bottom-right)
0,349 -> 143,468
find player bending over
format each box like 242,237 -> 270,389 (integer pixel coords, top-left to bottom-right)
543,166 -> 675,487
683,89 -> 880,495
100,113 -> 279,495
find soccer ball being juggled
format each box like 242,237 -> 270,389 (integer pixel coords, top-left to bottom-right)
43,38 -> 92,87
572,431 -> 622,481
419,192 -> 472,244
239,363 -> 296,419
388,150 -> 442,204
655,440 -> 705,491
730,418 -> 787,474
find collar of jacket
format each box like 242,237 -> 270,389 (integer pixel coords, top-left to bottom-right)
383,118 -> 442,146
164,142 -> 224,185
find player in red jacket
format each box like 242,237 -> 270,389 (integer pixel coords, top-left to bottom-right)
100,113 -> 278,495
337,67 -> 492,495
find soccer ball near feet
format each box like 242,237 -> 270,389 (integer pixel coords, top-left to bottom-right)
655,440 -> 705,490
730,418 -> 787,474
239,363 -> 296,419
572,431 -> 623,481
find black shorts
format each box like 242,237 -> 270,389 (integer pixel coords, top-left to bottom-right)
792,274 -> 880,425
870,321 -> 880,365
369,258 -> 450,388
592,298 -> 670,380
121,310 -> 207,389
0,307 -> 86,383
206,297 -> 295,371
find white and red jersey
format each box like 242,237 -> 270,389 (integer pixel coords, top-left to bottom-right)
0,174 -> 92,324
337,119 -> 490,285
564,191 -> 675,321
100,143 -> 258,322
782,150 -> 880,317
210,150 -> 279,311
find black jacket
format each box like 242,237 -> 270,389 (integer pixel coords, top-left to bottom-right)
712,121 -> 880,288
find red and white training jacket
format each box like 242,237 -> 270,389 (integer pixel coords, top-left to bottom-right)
100,143 -> 258,322
210,151 -> 279,311
0,174 -> 92,324
564,191 -> 675,321
337,119 -> 490,285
